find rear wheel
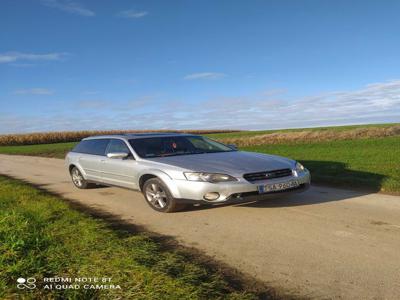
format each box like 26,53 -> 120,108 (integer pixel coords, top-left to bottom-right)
70,167 -> 90,189
143,178 -> 184,213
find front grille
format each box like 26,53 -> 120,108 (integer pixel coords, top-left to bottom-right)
243,168 -> 293,182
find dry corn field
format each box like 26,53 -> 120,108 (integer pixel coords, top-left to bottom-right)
0,130 -> 239,146
217,125 -> 400,147
1,125 -> 400,147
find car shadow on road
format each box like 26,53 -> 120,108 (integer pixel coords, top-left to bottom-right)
232,185 -> 366,209
183,160 -> 387,211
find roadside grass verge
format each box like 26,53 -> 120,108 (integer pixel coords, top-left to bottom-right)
0,142 -> 76,159
243,136 -> 400,194
0,176 -> 261,299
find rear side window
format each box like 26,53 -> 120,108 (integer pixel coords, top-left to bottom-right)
106,139 -> 131,155
72,139 -> 110,156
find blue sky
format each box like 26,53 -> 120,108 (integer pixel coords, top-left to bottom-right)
1,0 -> 400,134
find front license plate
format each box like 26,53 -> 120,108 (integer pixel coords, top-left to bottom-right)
258,180 -> 299,193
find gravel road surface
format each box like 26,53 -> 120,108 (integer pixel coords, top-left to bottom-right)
1,154 -> 399,299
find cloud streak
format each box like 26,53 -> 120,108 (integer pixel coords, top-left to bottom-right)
117,10 -> 148,19
41,0 -> 95,17
13,88 -> 54,95
183,72 -> 226,80
0,52 -> 68,64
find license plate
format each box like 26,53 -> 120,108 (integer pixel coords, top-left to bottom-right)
258,180 -> 299,193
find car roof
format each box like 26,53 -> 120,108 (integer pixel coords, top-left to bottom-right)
83,132 -> 196,141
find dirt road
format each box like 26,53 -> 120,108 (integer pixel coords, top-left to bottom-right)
1,154 -> 399,299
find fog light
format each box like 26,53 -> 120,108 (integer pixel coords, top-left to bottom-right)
203,192 -> 220,201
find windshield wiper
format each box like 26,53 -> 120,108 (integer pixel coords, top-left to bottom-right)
147,150 -> 225,158
159,153 -> 184,157
152,151 -> 206,157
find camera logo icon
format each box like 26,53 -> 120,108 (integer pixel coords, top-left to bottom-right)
17,278 -> 36,289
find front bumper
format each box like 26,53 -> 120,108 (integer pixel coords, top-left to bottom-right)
170,169 -> 311,204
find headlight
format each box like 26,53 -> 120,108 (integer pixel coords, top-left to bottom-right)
295,162 -> 305,172
184,172 -> 237,183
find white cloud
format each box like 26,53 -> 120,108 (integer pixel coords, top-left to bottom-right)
2,79 -> 400,133
117,10 -> 148,18
191,79 -> 400,129
0,52 -> 68,64
183,72 -> 226,80
13,88 -> 54,95
0,55 -> 16,63
41,0 -> 95,17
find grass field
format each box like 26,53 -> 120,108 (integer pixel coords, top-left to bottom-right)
0,142 -> 77,158
243,136 -> 400,193
0,124 -> 399,193
0,176 -> 259,299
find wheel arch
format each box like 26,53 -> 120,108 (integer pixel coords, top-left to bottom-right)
138,170 -> 181,198
68,164 -> 87,179
69,164 -> 76,173
139,174 -> 157,191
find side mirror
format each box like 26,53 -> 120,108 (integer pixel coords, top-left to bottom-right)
107,152 -> 128,159
227,144 -> 238,150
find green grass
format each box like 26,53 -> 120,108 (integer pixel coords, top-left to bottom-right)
206,123 -> 400,139
243,136 -> 400,194
0,127 -> 399,193
0,176 -> 258,299
0,142 -> 77,159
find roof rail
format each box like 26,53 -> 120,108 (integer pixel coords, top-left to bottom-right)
122,132 -> 183,136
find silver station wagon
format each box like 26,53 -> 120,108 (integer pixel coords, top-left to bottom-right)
65,133 -> 310,212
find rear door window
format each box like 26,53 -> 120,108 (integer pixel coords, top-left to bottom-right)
72,139 -> 110,156
106,139 -> 131,155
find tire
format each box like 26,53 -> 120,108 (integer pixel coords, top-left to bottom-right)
70,166 -> 91,189
142,178 -> 184,213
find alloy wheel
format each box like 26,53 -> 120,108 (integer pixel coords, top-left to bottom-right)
145,182 -> 168,209
72,168 -> 84,187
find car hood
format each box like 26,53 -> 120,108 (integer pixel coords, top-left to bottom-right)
146,151 -> 295,176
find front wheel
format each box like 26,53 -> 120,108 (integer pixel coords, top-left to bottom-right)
143,178 -> 184,213
70,167 -> 91,189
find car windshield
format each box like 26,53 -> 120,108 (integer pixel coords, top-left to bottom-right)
129,136 -> 236,158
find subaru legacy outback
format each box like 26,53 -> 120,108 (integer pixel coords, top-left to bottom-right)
65,133 -> 310,212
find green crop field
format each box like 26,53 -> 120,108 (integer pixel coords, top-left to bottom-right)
0,142 -> 77,158
0,176 -> 259,299
243,136 -> 400,194
0,124 -> 399,193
